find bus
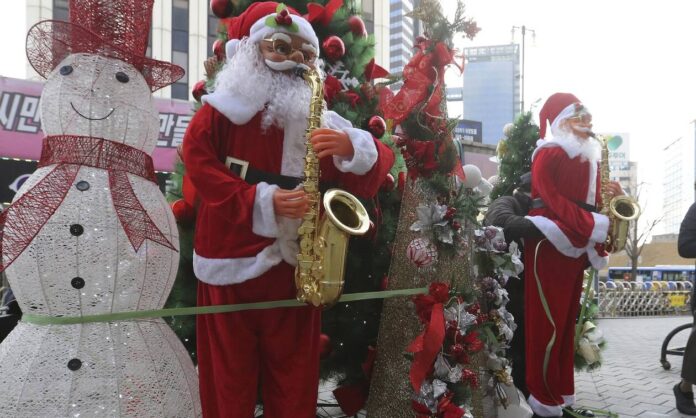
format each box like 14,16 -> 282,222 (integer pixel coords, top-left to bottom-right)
607,265 -> 695,283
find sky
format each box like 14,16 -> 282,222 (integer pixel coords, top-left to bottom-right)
2,0 -> 695,234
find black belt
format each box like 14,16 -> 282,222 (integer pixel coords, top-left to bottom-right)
227,156 -> 336,192
531,198 -> 597,213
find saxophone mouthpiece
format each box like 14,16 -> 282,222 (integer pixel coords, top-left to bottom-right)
293,64 -> 310,78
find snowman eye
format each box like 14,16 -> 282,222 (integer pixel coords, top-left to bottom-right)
115,72 -> 130,83
59,65 -> 73,76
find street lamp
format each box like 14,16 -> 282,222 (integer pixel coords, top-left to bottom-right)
511,25 -> 536,114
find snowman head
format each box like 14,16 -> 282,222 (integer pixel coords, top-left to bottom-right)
41,53 -> 160,153
26,0 -> 184,153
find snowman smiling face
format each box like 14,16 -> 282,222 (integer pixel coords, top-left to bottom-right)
40,53 -> 160,154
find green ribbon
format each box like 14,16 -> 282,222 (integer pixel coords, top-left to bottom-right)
22,288 -> 428,326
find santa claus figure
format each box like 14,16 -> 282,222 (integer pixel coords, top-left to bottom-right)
523,93 -> 622,417
181,3 -> 394,417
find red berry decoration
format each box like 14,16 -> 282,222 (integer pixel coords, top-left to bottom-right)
192,80 -> 207,102
452,220 -> 461,230
368,115 -> 387,138
347,15 -> 367,37
322,35 -> 345,62
380,275 -> 389,290
212,39 -> 225,61
210,0 -> 233,18
444,207 -> 457,220
275,9 -> 293,26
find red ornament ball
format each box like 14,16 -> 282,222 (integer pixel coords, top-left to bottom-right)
319,333 -> 333,359
210,0 -> 233,18
212,39 -> 225,61
192,80 -> 207,102
322,35 -> 345,62
347,15 -> 368,37
368,115 -> 387,138
380,275 -> 389,290
171,199 -> 195,223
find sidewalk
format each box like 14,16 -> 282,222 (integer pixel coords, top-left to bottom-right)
308,316 -> 693,418
574,316 -> 693,418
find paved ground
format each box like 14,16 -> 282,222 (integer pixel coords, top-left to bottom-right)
254,316 -> 693,417
574,316 -> 693,418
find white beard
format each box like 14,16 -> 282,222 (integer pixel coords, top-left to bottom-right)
549,124 -> 601,163
211,39 -> 311,131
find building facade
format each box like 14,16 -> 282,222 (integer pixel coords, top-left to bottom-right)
26,0 -> 391,101
461,44 -> 520,145
388,0 -> 414,75
662,122 -> 696,235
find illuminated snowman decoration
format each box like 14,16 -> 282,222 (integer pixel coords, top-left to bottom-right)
0,2 -> 201,415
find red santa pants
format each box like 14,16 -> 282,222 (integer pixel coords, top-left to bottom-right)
197,262 -> 321,418
524,238 -> 587,412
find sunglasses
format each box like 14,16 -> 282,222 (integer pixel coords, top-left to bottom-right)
262,38 -> 316,62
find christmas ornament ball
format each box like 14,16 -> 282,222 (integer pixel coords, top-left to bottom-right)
462,164 -> 482,188
322,36 -> 345,61
192,80 -> 207,102
367,115 -> 386,138
171,199 -> 196,223
347,15 -> 367,37
212,39 -> 225,61
502,122 -> 515,137
319,333 -> 333,359
406,238 -> 438,268
210,0 -> 233,18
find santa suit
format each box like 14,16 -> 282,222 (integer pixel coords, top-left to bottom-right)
182,87 -> 394,418
523,134 -> 609,416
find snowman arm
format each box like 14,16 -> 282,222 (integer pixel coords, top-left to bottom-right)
182,105 -> 258,226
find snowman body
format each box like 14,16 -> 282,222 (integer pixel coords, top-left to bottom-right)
0,54 -> 200,417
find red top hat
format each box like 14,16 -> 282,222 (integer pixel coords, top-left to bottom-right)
538,92 -> 581,139
26,0 -> 184,91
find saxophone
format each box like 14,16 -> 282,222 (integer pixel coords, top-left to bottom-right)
293,66 -> 370,307
592,133 -> 640,253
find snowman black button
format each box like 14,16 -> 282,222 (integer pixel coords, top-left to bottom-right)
70,224 -> 84,236
75,181 -> 90,191
71,277 -> 85,289
67,358 -> 82,371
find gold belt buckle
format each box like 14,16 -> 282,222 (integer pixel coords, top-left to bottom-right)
225,156 -> 250,180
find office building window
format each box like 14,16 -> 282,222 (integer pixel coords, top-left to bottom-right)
53,0 -> 69,20
172,0 -> 189,100
208,12 -> 220,57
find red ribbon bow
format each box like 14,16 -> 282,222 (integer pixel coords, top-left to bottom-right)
407,282 -> 450,392
306,0 -> 343,26
0,135 -> 176,273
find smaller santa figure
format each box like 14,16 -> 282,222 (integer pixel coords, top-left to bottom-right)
523,93 -> 623,417
181,2 -> 394,417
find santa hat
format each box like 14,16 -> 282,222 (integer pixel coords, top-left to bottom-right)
538,92 -> 581,139
224,2 -> 319,60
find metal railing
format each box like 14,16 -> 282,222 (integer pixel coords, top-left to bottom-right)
598,280 -> 693,317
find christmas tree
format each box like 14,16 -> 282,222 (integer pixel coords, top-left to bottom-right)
164,2 -> 406,411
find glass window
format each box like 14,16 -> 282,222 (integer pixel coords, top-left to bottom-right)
173,30 -> 189,52
171,83 -> 189,101
172,51 -> 189,83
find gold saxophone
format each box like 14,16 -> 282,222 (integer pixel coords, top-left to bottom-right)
592,133 -> 640,253
293,66 -> 370,307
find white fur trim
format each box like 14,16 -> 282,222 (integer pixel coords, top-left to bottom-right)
562,394 -> 576,407
226,39 -> 241,61
528,395 -> 562,417
248,13 -> 319,53
586,244 -> 608,270
202,91 -> 263,125
324,111 -> 377,175
586,160 -> 597,205
590,212 -> 609,244
193,246 -> 283,285
531,136 -> 600,164
526,215 -> 586,259
252,182 -> 280,238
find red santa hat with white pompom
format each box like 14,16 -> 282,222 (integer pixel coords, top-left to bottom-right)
538,92 -> 581,139
224,2 -> 319,60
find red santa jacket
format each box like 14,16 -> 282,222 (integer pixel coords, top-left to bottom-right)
525,137 -> 609,269
182,102 -> 394,285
